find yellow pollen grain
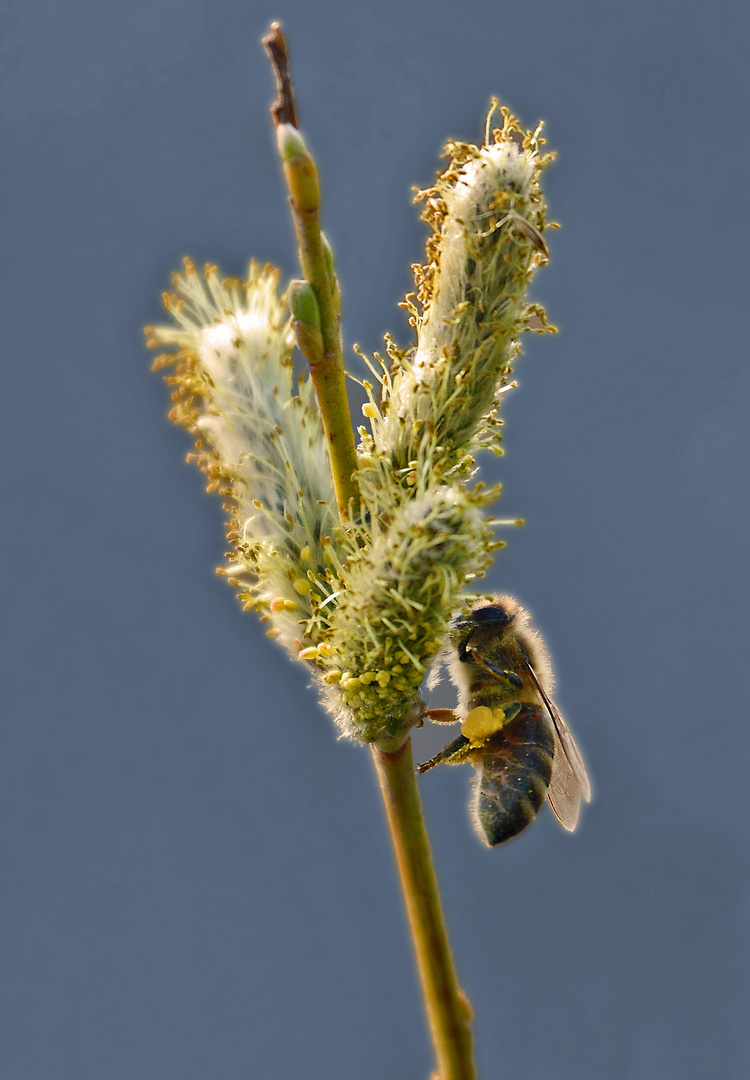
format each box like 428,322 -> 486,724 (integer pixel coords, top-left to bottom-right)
461,706 -> 504,743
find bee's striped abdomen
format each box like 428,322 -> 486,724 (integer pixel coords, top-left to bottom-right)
472,705 -> 554,846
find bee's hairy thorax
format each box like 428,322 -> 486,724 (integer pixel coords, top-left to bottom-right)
464,632 -> 540,711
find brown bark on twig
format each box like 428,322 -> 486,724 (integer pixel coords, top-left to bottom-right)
262,22 -> 298,128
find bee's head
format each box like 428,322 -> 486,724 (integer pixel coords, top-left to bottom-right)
451,596 -> 516,660
452,595 -> 516,631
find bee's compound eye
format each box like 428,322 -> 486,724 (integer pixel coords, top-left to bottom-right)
470,603 -> 511,627
452,602 -> 511,632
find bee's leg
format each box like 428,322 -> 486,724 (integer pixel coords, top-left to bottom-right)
416,751 -> 446,775
417,734 -> 472,774
423,708 -> 458,724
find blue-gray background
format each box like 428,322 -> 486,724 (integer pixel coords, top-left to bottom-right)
2,2 -> 749,1077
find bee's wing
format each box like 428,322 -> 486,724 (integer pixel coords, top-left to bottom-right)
545,704 -> 588,831
524,662 -> 592,831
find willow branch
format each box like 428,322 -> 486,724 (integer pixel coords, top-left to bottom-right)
263,22 -> 360,520
263,24 -> 476,1079
371,738 -> 476,1080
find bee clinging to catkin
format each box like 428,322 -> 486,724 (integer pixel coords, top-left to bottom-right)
419,596 -> 591,846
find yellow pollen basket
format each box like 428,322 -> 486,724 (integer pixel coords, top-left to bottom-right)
461,705 -> 506,744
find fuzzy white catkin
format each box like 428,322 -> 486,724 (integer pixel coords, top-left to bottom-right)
148,112 -> 553,746
377,137 -> 549,477
148,261 -> 343,655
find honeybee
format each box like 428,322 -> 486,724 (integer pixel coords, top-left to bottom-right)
418,595 -> 591,846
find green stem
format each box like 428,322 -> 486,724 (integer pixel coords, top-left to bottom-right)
371,738 -> 476,1080
281,135 -> 359,518
264,24 -> 359,520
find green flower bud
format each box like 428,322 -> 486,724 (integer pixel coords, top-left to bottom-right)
288,279 -> 322,329
320,232 -> 340,314
320,232 -> 336,289
275,122 -> 308,161
276,123 -> 319,212
289,279 -> 324,365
